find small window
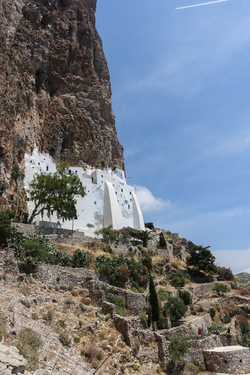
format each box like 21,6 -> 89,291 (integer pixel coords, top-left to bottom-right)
128,205 -> 130,209
75,170 -> 77,173
30,160 -> 32,163
38,162 -> 40,165
115,192 -> 117,195
117,200 -> 119,203
94,201 -> 96,204
46,166 -> 49,171
121,189 -> 123,192
101,175 -> 103,178
129,192 -> 131,195
69,170 -> 71,174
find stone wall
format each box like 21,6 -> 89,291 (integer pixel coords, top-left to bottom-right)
203,346 -> 250,374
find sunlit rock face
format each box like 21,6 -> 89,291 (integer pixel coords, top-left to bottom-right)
0,0 -> 124,211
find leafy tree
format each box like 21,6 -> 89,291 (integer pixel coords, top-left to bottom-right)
179,290 -> 192,305
135,229 -> 154,247
0,210 -> 14,246
141,256 -> 152,271
149,275 -> 159,330
27,162 -> 86,224
145,222 -> 154,230
186,245 -> 217,274
170,271 -> 186,288
11,161 -> 25,186
159,232 -> 166,247
164,296 -> 187,322
213,283 -> 230,296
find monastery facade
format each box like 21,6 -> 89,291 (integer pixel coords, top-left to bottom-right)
24,148 -> 145,237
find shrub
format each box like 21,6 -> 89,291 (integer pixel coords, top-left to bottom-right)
131,280 -> 146,293
158,288 -> 168,302
240,289 -> 250,296
141,256 -> 152,271
139,312 -> 147,326
197,305 -> 204,313
217,267 -> 234,281
59,330 -> 71,346
134,337 -> 140,348
17,328 -> 42,371
58,319 -> 66,329
42,309 -> 54,323
179,290 -> 192,305
117,264 -> 130,283
105,293 -> 126,316
0,210 -> 14,247
72,249 -> 92,268
164,297 -> 187,322
0,313 -> 7,341
166,338 -> 188,373
184,363 -> 200,374
209,307 -> 216,319
74,337 -> 80,344
170,271 -> 186,288
84,343 -> 103,362
213,283 -> 230,295
68,283 -> 74,291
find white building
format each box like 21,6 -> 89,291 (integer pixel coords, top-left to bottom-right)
24,148 -> 145,236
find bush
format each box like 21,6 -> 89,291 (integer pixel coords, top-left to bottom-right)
141,256 -> 152,271
0,210 -> 14,247
209,307 -> 216,319
166,338 -> 188,373
105,293 -> 126,316
0,313 -> 7,341
164,297 -> 187,322
117,264 -> 130,283
139,312 -> 147,326
59,330 -> 71,346
213,283 -> 230,295
158,288 -> 169,302
72,249 -> 92,268
17,328 -> 42,371
217,267 -> 234,281
74,337 -> 80,344
179,290 -> 192,305
170,271 -> 186,288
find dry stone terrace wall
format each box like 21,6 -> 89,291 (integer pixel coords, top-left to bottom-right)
34,263 -> 147,315
203,346 -> 250,374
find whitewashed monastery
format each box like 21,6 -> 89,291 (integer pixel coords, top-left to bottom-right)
24,148 -> 145,237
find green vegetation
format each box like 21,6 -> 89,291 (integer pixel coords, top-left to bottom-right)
149,275 -> 159,330
11,161 -> 24,185
71,249 -> 92,268
186,245 -> 217,274
17,328 -> 42,371
159,232 -> 166,247
27,162 -> 86,224
170,271 -> 186,288
138,312 -> 148,326
217,267 -> 234,281
95,253 -> 147,287
8,229 -> 92,272
0,209 -> 14,247
105,293 -> 126,316
158,288 -> 168,302
0,312 -> 7,341
164,296 -> 187,322
213,283 -> 230,296
166,337 -> 188,374
179,289 -> 192,305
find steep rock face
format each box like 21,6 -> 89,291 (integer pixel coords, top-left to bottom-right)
0,0 -> 124,210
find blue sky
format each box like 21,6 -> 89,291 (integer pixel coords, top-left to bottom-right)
96,0 -> 250,274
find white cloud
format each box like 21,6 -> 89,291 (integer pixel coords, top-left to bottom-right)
135,186 -> 172,212
214,248 -> 250,275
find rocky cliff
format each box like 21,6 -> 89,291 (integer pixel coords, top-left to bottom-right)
0,0 -> 124,212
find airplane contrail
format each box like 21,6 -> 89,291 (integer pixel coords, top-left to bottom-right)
176,0 -> 228,10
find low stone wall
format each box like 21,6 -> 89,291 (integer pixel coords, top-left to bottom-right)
188,283 -> 215,296
113,314 -> 141,346
165,314 -> 212,338
203,346 -> 250,374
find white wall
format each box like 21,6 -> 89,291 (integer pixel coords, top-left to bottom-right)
24,148 -> 145,236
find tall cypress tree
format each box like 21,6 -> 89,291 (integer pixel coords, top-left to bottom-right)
159,232 -> 166,247
149,275 -> 159,330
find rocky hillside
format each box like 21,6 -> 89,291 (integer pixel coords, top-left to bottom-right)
0,0 -> 124,211
236,272 -> 250,288
1,224 -> 250,375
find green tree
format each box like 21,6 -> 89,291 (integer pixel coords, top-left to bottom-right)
95,225 -> 117,244
159,232 -> 166,247
186,245 -> 217,274
11,161 -> 25,187
164,296 -> 187,322
149,275 -> 159,330
170,271 -> 186,288
179,290 -> 192,305
166,337 -> 188,374
27,162 -> 86,224
0,210 -> 14,246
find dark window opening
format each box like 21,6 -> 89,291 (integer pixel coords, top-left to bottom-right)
46,166 -> 49,171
